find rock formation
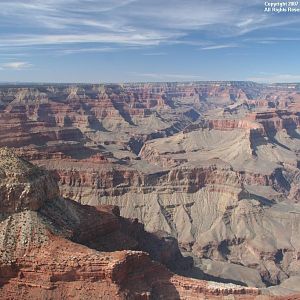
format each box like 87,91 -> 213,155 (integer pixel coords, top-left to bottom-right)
0,81 -> 300,296
0,148 -> 268,299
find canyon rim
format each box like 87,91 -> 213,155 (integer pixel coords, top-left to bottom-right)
1,0 -> 300,299
0,81 -> 300,299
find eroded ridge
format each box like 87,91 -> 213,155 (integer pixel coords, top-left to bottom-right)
0,81 -> 300,296
0,148 -> 268,299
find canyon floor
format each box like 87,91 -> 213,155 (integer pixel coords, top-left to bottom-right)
0,81 -> 300,298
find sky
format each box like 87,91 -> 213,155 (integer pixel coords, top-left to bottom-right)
0,0 -> 300,83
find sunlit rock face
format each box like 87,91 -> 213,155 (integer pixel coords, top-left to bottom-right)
0,81 -> 300,294
0,148 -> 266,300
0,147 -> 59,213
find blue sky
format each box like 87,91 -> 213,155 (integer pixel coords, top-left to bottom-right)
0,0 -> 300,83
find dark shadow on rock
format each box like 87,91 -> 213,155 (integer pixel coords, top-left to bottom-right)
247,192 -> 275,207
63,146 -> 105,159
202,272 -> 248,287
111,99 -> 136,126
112,215 -> 194,275
286,126 -> 300,140
89,118 -> 110,132
128,136 -> 145,155
267,129 -> 291,151
41,199 -> 182,299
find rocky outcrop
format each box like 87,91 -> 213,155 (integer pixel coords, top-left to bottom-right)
246,110 -> 300,134
0,148 -> 58,213
55,165 -> 286,197
41,112 -> 299,288
0,82 -> 300,295
0,148 -> 268,299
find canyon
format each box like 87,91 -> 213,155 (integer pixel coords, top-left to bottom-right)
0,147 -> 265,299
0,81 -> 300,298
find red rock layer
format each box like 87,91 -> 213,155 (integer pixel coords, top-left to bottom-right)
0,149 -> 265,300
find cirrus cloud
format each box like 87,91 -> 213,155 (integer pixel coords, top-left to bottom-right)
1,61 -> 32,70
0,0 -> 299,54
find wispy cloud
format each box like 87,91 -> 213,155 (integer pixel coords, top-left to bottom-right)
0,0 -> 299,56
201,44 -> 238,50
0,0 -> 300,84
248,73 -> 300,83
0,32 -> 183,48
245,37 -> 300,43
142,52 -> 167,56
132,72 -> 203,81
1,61 -> 32,70
56,47 -> 117,55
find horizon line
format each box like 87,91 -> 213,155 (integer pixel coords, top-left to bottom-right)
0,80 -> 299,86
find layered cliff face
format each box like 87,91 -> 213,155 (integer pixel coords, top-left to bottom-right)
0,148 -> 58,213
0,82 -> 300,296
0,148 -> 268,300
135,111 -> 300,287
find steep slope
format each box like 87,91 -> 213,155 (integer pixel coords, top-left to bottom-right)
0,148 -> 266,299
0,82 -> 300,293
134,111 -> 300,287
41,109 -> 299,288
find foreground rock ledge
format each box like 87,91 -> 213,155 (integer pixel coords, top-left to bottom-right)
0,147 -> 278,299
